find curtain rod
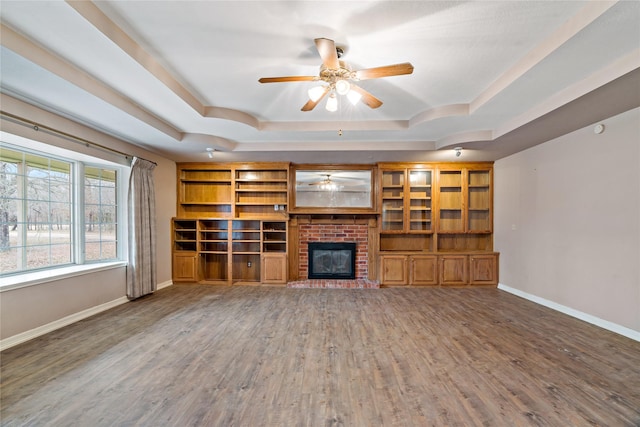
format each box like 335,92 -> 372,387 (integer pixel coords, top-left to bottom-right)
0,110 -> 157,166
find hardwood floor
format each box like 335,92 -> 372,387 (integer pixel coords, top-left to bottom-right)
1,285 -> 639,426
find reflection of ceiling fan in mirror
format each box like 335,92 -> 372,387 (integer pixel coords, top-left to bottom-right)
309,175 -> 340,191
307,174 -> 366,186
258,38 -> 414,112
298,172 -> 368,192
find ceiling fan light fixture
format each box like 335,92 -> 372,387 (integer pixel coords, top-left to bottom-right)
347,90 -> 362,106
335,79 -> 350,95
258,38 -> 414,112
326,93 -> 338,112
308,85 -> 326,102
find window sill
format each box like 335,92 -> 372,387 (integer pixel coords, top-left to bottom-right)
0,262 -> 127,292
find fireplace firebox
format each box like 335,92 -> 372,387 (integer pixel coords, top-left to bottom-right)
308,242 -> 356,280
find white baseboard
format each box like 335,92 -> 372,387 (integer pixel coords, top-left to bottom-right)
157,280 -> 173,290
0,296 -> 129,351
497,283 -> 640,342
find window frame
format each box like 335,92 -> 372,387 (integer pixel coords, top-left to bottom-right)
0,135 -> 129,283
82,163 -> 121,264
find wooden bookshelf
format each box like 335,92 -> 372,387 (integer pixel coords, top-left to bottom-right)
171,218 -> 288,285
176,162 -> 289,219
377,162 -> 498,286
173,162 -> 289,285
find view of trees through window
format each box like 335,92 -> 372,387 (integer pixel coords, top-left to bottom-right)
85,166 -> 117,261
0,144 -> 119,275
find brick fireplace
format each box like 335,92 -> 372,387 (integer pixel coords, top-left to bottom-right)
286,216 -> 379,288
298,223 -> 369,280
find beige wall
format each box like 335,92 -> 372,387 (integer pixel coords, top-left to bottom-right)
0,267 -> 127,340
0,95 -> 176,344
494,107 -> 640,333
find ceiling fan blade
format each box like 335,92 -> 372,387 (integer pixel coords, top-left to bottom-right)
259,76 -> 317,83
355,62 -> 414,80
350,84 -> 383,109
301,86 -> 330,111
315,38 -> 339,69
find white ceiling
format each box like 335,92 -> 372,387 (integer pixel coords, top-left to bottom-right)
1,1 -> 639,163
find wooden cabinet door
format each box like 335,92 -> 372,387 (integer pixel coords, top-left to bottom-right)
380,255 -> 408,286
380,170 -> 407,232
172,253 -> 198,282
436,169 -> 465,233
261,253 -> 287,284
408,169 -> 433,233
469,254 -> 498,285
439,255 -> 468,285
409,255 -> 438,285
467,169 -> 492,233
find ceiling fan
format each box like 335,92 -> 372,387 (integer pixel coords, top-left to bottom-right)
258,38 -> 414,112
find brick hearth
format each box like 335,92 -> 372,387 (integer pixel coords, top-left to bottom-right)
287,279 -> 379,289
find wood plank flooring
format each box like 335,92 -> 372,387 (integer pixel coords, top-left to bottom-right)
1,285 -> 639,426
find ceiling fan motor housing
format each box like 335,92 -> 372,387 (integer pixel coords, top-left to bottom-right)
319,62 -> 356,84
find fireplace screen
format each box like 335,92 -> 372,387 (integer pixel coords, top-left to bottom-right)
308,242 -> 356,280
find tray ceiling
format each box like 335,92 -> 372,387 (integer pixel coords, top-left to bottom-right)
1,1 -> 638,162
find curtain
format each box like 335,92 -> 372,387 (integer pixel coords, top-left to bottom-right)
127,157 -> 157,299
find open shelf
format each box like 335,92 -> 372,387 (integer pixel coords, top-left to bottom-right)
263,220 -> 287,253
172,220 -> 196,252
177,163 -> 289,219
201,253 -> 229,282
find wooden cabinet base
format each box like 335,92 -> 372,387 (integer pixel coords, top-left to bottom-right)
380,255 -> 408,286
470,253 -> 500,285
261,253 -> 287,284
172,254 -> 198,282
439,254 -> 468,286
409,255 -> 438,285
380,252 -> 498,286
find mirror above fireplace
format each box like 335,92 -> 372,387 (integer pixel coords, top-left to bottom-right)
291,165 -> 376,213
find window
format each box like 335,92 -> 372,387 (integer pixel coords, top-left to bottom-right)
84,167 -> 118,261
0,142 -> 125,276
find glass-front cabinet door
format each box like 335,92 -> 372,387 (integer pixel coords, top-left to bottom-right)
467,169 -> 492,232
408,169 -> 432,232
381,170 -> 405,232
381,168 -> 433,233
437,169 -> 464,233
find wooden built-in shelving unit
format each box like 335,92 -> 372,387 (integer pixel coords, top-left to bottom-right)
172,218 -> 288,285
177,163 -> 289,219
173,163 -> 289,285
378,162 -> 498,286
172,161 -> 498,287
